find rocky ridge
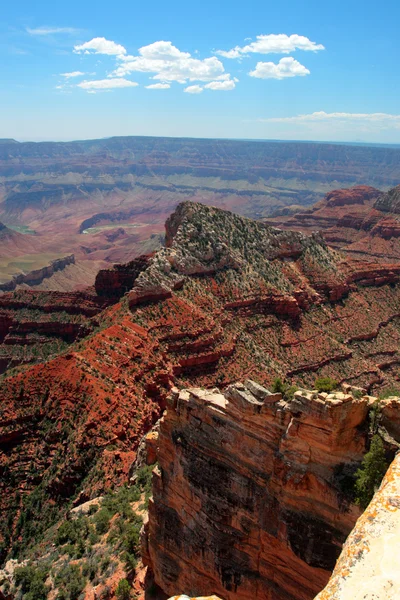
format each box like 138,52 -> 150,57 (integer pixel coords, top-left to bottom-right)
267,185 -> 400,263
0,255 -> 76,292
3,200 -> 400,575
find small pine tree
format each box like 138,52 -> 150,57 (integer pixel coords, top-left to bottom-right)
272,378 -> 285,394
116,579 -> 131,600
355,435 -> 388,509
315,377 -> 338,393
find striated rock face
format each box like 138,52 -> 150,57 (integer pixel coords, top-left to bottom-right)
95,254 -> 152,298
267,185 -> 400,263
144,381 -> 372,600
325,186 -> 381,207
374,184 -> 400,214
0,255 -> 76,292
0,289 -> 111,373
315,453 -> 400,600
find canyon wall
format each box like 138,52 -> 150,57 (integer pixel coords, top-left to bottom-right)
315,452 -> 400,600
0,255 -> 75,292
144,382 -> 381,600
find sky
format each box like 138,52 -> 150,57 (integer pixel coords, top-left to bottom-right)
1,0 -> 400,143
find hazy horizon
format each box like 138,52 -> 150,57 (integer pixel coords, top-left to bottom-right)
3,134 -> 400,149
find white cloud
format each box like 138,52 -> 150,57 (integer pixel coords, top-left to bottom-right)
77,78 -> 138,90
112,40 -> 227,83
61,71 -> 85,78
138,40 -> 190,61
217,34 -> 325,58
145,83 -> 171,89
74,37 -> 127,56
184,85 -> 203,94
249,57 -> 310,79
204,79 -> 236,90
261,111 -> 400,129
27,26 -> 79,35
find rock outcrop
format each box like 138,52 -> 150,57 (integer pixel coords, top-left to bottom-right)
315,453 -> 400,600
95,255 -> 152,298
0,255 -> 76,292
144,382 -> 377,600
267,185 -> 400,263
374,184 -> 400,214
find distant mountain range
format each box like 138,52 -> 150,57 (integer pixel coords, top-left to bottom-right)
0,135 -> 400,292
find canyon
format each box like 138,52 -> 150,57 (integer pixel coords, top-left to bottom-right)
144,382 -> 399,600
1,137 -> 400,291
267,184 -> 400,263
1,195 -> 400,599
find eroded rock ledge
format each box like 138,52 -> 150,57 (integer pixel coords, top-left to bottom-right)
143,381 -> 394,600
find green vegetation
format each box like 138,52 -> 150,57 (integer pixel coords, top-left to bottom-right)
354,435 -> 388,509
15,565 -> 49,600
93,508 -> 112,534
314,377 -> 338,393
369,400 -> 382,435
334,399 -> 388,508
55,517 -> 90,546
272,378 -> 297,401
116,579 -> 131,600
55,564 -> 86,600
378,387 -> 400,400
10,466 -> 154,600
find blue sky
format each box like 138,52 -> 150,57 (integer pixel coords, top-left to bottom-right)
1,0 -> 399,143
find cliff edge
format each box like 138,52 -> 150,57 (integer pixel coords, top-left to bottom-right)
315,452 -> 400,600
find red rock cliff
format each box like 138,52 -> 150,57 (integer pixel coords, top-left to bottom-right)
144,382 -> 374,600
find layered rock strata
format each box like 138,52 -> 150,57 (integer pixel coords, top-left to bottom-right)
0,255 -> 75,292
267,185 -> 400,263
144,382 -> 375,600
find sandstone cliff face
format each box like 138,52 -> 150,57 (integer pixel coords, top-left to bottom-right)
95,255 -> 152,298
315,453 -> 400,600
267,185 -> 400,263
144,382 -> 374,600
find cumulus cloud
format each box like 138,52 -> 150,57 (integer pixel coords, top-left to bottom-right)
61,71 -> 85,78
74,37 -> 127,56
204,79 -> 236,90
261,111 -> 400,129
77,78 -> 138,90
145,83 -> 171,89
184,85 -> 203,94
249,57 -> 310,79
27,26 -> 79,35
112,40 -> 227,83
217,34 -> 324,58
